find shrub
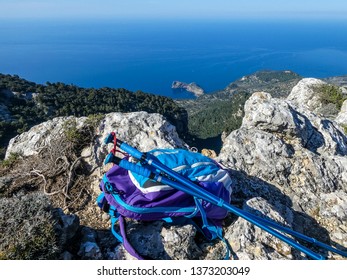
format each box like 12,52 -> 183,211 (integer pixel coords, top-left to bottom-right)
62,119 -> 84,144
85,114 -> 103,130
0,152 -> 20,168
316,84 -> 346,110
0,192 -> 59,259
62,115 -> 102,155
342,124 -> 347,135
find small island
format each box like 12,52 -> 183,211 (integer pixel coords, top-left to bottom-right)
172,81 -> 205,97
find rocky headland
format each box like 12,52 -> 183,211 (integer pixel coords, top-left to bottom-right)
172,81 -> 205,97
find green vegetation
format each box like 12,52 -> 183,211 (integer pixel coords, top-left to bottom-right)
255,70 -> 300,83
34,82 -> 187,123
85,113 -> 104,130
316,84 -> 346,110
342,124 -> 347,135
187,92 -> 251,139
0,152 -> 20,168
0,74 -> 188,158
62,114 -> 103,154
0,74 -> 37,94
62,119 -> 86,145
0,193 -> 59,259
208,70 -> 301,101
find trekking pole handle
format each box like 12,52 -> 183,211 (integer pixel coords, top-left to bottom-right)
119,159 -> 153,179
105,151 -> 153,178
117,141 -> 143,160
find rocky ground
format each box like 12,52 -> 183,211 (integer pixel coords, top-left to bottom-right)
1,78 -> 347,260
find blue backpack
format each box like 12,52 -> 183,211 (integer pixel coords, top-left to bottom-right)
97,142 -> 233,259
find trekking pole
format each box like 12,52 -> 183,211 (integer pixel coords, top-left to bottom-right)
105,152 -> 325,260
147,155 -> 347,258
106,137 -> 346,258
238,209 -> 347,257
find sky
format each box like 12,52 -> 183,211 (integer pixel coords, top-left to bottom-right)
0,0 -> 347,20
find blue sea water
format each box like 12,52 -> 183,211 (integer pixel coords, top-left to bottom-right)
0,19 -> 347,98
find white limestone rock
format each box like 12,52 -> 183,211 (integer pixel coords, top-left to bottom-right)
5,116 -> 88,159
5,112 -> 187,164
287,78 -> 326,114
336,100 -> 347,126
225,197 -> 294,260
94,111 -> 187,167
219,91 -> 347,259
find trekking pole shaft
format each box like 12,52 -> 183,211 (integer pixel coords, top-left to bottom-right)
241,210 -> 347,257
148,158 -> 324,260
159,173 -> 324,260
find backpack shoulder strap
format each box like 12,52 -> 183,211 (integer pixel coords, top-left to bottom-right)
193,197 -> 231,260
97,193 -> 144,260
117,215 -> 144,260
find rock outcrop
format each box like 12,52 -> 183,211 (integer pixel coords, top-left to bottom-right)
93,111 -> 187,167
218,87 -> 347,259
5,116 -> 89,159
287,78 -> 327,114
6,111 -> 187,161
2,78 -> 347,260
287,78 -> 346,118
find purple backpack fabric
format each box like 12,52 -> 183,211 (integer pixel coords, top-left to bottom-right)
97,149 -> 233,259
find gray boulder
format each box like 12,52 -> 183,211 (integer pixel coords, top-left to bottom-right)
93,111 -> 187,167
225,197 -> 294,260
5,112 -> 187,162
287,78 -> 326,114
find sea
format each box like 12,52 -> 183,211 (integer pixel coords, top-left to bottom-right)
0,19 -> 347,98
